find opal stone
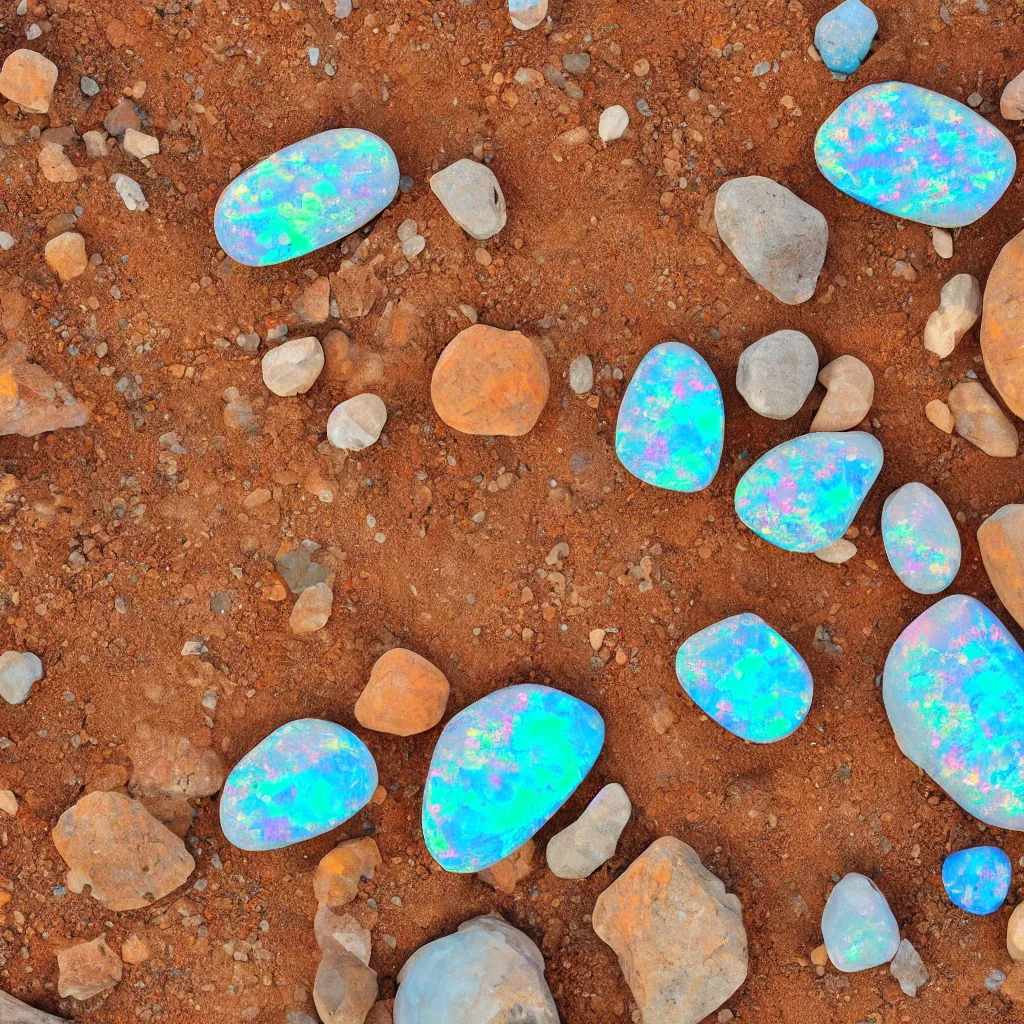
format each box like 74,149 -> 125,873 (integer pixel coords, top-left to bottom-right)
675,613 -> 812,743
942,846 -> 1011,915
815,82 -> 1016,228
734,431 -> 883,552
821,873 -> 901,972
882,482 -> 960,594
615,342 -> 724,493
220,719 -> 378,851
215,129 -> 399,267
814,0 -> 878,75
883,594 -> 1024,830
422,684 -> 604,872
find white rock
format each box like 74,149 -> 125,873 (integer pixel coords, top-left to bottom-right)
327,394 -> 387,451
510,0 -> 548,30
923,274 -> 981,359
0,232 -> 14,251
0,650 -> 43,705
315,906 -> 371,966
931,227 -> 953,260
813,538 -> 857,564
122,129 -> 160,160
890,938 -> 928,997
83,130 -> 108,160
261,337 -> 324,397
546,783 -> 631,879
397,218 -> 418,242
569,354 -> 594,394
401,234 -> 425,259
430,159 -> 507,240
736,330 -> 818,419
110,173 -> 149,212
599,105 -> 630,142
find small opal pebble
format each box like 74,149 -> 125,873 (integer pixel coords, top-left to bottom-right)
814,0 -> 878,75
675,613 -> 812,743
422,684 -> 604,873
942,847 -> 1012,915
215,129 -> 399,266
822,873 -> 901,972
882,482 -> 961,594
884,594 -> 1024,830
220,719 -> 378,851
815,82 -> 1016,228
734,431 -> 883,552
615,342 -> 724,493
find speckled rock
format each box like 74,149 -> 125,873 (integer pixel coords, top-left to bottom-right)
57,936 -> 122,1001
811,355 -> 874,431
429,159 -> 506,240
735,330 -> 818,419
355,648 -> 450,737
948,381 -> 1018,457
0,650 -> 43,705
978,505 -> 1024,630
314,837 -> 381,908
0,49 -> 58,113
127,724 -> 226,798
981,229 -> 1024,418
327,394 -> 387,451
924,274 -> 981,358
821,873 -> 900,971
546,784 -> 631,879
881,482 -> 961,594
262,337 -> 324,397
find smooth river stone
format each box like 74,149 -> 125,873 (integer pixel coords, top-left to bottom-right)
220,719 -> 378,851
943,847 -> 1011,915
881,482 -> 961,594
815,82 -> 1016,228
615,342 -> 724,493
822,873 -> 901,972
422,684 -> 604,872
883,594 -> 1024,830
734,431 -> 883,552
675,613 -> 812,743
215,129 -> 399,266
814,0 -> 878,75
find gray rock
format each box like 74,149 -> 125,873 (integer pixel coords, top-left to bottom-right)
327,394 -> 387,451
0,232 -> 14,251
546,783 -> 631,879
261,337 -> 324,397
0,989 -> 69,1023
0,651 -> 42,705
924,274 -> 981,359
715,176 -> 828,304
562,53 -> 591,74
890,938 -> 928,997
429,159 -> 507,240
985,968 -> 1006,992
79,76 -> 99,97
569,354 -> 594,394
735,329 -> 818,419
598,104 -> 629,142
83,130 -> 108,160
275,544 -> 329,595
109,173 -> 148,212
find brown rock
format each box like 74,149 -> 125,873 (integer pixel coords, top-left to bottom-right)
44,232 -> 88,284
981,228 -> 1024,419
0,990 -> 69,1023
947,381 -> 1019,457
314,943 -> 378,1024
978,505 -> 1024,629
925,399 -> 954,434
354,648 -> 450,736
120,934 -> 151,965
84,763 -> 130,794
104,98 -> 141,138
128,724 -> 226,798
330,258 -> 385,319
0,343 -> 90,437
38,144 -> 78,184
0,50 -> 58,114
56,936 -> 123,1000
314,837 -> 381,908
810,943 -> 829,967
289,582 -> 333,634
365,1003 -> 393,1024
1002,69 -> 1024,120
52,791 -> 195,910
1003,963 -> 1024,1002
431,324 -> 550,436
477,839 -> 535,894
293,276 -> 331,324
1008,902 -> 1024,960
810,355 -> 874,432
376,299 -> 427,348
592,837 -> 748,1024
137,794 -> 195,839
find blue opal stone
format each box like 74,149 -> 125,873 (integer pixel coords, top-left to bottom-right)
884,595 -> 1024,830
422,684 -> 604,872
215,129 -> 400,267
615,342 -> 724,493
882,482 -> 961,594
675,613 -> 812,743
815,82 -> 1016,228
220,719 -> 378,851
815,0 -> 878,75
822,873 -> 901,972
942,847 -> 1011,915
734,431 -> 883,552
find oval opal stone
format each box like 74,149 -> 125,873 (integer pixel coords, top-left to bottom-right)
942,846 -> 1011,915
814,0 -> 878,75
883,594 -> 1024,830
215,129 -> 400,267
675,613 -> 812,743
882,482 -> 961,594
422,684 -> 605,872
821,873 -> 900,972
815,82 -> 1016,227
615,342 -> 724,492
734,431 -> 883,552
220,719 -> 378,851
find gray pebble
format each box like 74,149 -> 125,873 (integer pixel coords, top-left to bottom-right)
736,329 -> 818,419
635,98 -> 653,117
562,53 -> 591,74
0,651 -> 43,705
80,76 -> 100,97
569,354 -> 593,394
985,969 -> 1006,993
889,939 -> 928,997
430,159 -> 506,240
752,61 -> 771,77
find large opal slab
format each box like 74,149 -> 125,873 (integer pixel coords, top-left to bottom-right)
882,482 -> 960,594
815,82 -> 1016,228
814,0 -> 878,75
822,873 -> 901,972
675,613 -> 812,743
883,594 -> 1024,830
220,719 -> 378,851
942,846 -> 1011,915
422,684 -> 604,872
215,129 -> 399,267
615,342 -> 724,492
734,431 -> 883,552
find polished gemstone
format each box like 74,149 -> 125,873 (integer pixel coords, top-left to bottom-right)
882,482 -> 960,594
734,431 -> 883,552
815,82 -> 1016,228
942,847 -> 1011,915
615,342 -> 724,492
821,873 -> 901,972
220,719 -> 378,851
814,0 -> 878,75
215,129 -> 399,267
675,613 -> 812,743
422,684 -> 604,872
883,595 -> 1024,830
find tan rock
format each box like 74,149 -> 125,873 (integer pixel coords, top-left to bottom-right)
120,933 -> 151,965
947,381 -> 1019,457
56,936 -> 123,1000
810,943 -> 829,967
0,343 -> 89,437
314,942 -> 378,1024
315,906 -> 371,964
510,0 -> 548,30
981,228 -> 1024,418
546,784 -> 631,879
978,505 -> 1024,629
431,324 -> 549,436
44,232 -> 88,283
122,129 -> 159,160
261,336 -> 324,397
1001,69 -> 1024,119
314,837 -> 381,908
137,794 -> 195,839
330,258 -> 385,320
477,839 -> 535,894
354,649 -> 450,736
128,723 -> 225,798
813,538 -> 857,563
293,276 -> 331,324
377,299 -> 427,348
0,50 -> 58,114
810,355 -> 874,431
84,763 -> 130,794
52,791 -> 195,910
924,274 -> 981,358
83,130 -> 108,160
0,790 -> 17,816
925,399 -> 954,433
1008,902 -> 1024,960
289,582 -> 333,634
38,143 -> 78,183
365,1003 -> 393,1024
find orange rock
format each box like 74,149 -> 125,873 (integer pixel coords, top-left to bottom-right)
289,582 -> 333,634
0,343 -> 90,437
354,648 -> 450,736
477,839 -> 535,894
44,232 -> 88,283
431,324 -> 549,436
128,723 -> 226,798
314,837 -> 381,908
982,228 -> 1024,419
121,933 -> 151,965
0,50 -> 58,114
377,299 -> 427,348
293,276 -> 331,324
57,936 -> 123,1000
1003,962 -> 1024,1002
978,504 -> 1024,629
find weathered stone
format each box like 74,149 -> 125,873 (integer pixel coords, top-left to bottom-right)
890,938 -> 928,996
289,582 -> 333,634
314,837 -> 382,907
0,650 -> 43,704
261,337 -> 324,397
0,989 -> 69,1022
599,105 -> 629,142
44,232 -> 88,283
811,355 -> 874,431
0,50 -> 58,113
314,941 -> 377,1024
546,784 -> 631,878
1003,70 -> 1024,119
981,229 -> 1024,418
38,143 -> 78,183
127,724 -> 226,798
978,504 -> 1024,630
104,98 -> 142,137
56,937 -> 122,1001
735,329 -> 818,419
814,538 -> 857,563
330,258 -> 385,320
947,381 -> 1018,457
293,276 -> 331,324
477,839 -> 535,894
924,274 -> 981,358
122,129 -> 159,160
430,159 -> 507,240
327,394 -> 387,451
355,648 -> 450,737
120,934 -> 151,965
0,344 -> 89,437
1008,902 -> 1024,960
925,398 -> 954,433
